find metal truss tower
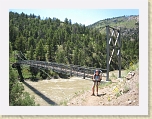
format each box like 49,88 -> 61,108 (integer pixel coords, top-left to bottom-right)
106,25 -> 121,81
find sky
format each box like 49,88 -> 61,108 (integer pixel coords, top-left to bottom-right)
9,9 -> 139,26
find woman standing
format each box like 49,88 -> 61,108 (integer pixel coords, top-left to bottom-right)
91,70 -> 102,96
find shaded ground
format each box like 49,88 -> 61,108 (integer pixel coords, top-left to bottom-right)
23,70 -> 139,106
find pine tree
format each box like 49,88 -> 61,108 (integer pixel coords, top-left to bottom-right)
28,45 -> 34,60
35,39 -> 45,61
9,42 -> 13,56
28,37 -> 36,50
15,35 -> 26,53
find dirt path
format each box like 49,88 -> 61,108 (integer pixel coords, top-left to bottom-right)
68,70 -> 139,106
23,70 -> 139,106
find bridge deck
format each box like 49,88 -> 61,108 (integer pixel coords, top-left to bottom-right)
17,60 -> 107,79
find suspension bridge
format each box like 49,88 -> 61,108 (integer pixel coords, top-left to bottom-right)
12,52 -> 107,82
12,25 -> 122,82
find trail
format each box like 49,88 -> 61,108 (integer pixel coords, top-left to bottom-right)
68,70 -> 139,106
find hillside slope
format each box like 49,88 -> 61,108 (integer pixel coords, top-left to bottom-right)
88,15 -> 139,37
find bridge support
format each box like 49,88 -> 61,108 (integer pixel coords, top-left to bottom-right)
118,30 -> 121,78
83,69 -> 85,79
106,25 -> 121,81
12,63 -> 24,82
106,26 -> 110,81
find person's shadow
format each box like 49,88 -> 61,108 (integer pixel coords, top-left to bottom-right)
97,93 -> 106,97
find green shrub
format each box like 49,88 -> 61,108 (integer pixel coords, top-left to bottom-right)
49,70 -> 59,79
59,100 -> 68,106
9,66 -> 38,106
123,85 -> 130,93
115,92 -> 121,97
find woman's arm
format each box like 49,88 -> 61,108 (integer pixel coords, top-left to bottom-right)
92,74 -> 95,81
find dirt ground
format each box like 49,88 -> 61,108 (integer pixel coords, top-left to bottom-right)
23,77 -> 92,106
23,70 -> 139,106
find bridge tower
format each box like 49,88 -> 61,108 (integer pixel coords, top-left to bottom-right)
106,25 -> 121,81
12,63 -> 24,82
12,52 -> 25,82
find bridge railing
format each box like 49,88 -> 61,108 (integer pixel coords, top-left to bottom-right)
17,60 -> 107,78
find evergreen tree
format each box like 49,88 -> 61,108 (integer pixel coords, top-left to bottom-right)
9,25 -> 18,50
9,42 -> 13,55
28,37 -> 36,50
35,39 -> 45,61
15,35 -> 26,53
73,46 -> 79,65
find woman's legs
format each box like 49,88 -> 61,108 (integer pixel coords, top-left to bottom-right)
92,81 -> 100,96
96,82 -> 99,95
91,82 -> 95,96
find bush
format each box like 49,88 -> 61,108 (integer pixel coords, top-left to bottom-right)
123,85 -> 130,93
49,70 -> 59,79
9,66 -> 38,106
16,92 -> 36,106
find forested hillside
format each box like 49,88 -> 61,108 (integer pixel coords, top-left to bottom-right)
9,11 -> 139,74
